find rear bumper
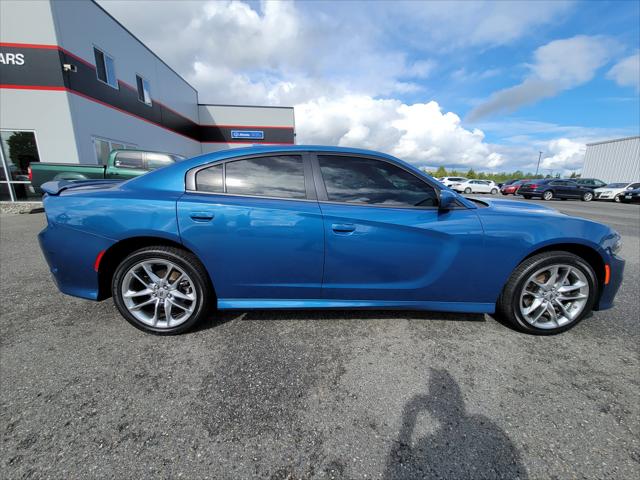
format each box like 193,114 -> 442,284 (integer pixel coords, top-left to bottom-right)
39,223 -> 113,301
595,254 -> 625,310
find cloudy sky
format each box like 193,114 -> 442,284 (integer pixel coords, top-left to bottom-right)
99,0 -> 639,174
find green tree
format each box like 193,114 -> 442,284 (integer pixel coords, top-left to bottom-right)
434,166 -> 447,178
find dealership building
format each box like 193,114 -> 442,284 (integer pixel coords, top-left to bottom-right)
581,136 -> 640,184
0,0 -> 295,201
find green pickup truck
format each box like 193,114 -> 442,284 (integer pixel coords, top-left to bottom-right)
29,149 -> 185,192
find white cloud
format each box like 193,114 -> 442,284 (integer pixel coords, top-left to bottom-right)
540,138 -> 586,172
296,96 -> 503,169
468,35 -> 617,120
607,52 -> 640,91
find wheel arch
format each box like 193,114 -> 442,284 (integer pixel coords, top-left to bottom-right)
96,236 -> 215,301
520,242 -> 605,297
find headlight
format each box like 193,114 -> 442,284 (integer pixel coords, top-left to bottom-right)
612,233 -> 622,255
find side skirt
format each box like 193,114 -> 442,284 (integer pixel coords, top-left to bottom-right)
216,299 -> 495,314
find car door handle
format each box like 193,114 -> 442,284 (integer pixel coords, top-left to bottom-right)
332,223 -> 356,233
189,211 -> 215,222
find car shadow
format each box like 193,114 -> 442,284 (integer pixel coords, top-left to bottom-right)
194,309 -> 487,332
384,368 -> 528,479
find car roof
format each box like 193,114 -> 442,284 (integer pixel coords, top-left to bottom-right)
123,145 -> 427,192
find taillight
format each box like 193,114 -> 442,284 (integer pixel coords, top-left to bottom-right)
528,184 -> 539,189
28,166 -> 32,182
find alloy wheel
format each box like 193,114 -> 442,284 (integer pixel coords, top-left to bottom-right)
120,258 -> 197,329
543,191 -> 553,200
519,264 -> 589,329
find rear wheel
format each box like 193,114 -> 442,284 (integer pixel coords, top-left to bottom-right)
464,187 -> 472,194
542,190 -> 553,201
582,191 -> 594,202
112,246 -> 212,334
497,251 -> 597,335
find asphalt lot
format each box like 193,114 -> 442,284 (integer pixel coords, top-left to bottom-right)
1,197 -> 638,479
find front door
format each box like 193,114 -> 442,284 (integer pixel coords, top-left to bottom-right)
314,154 -> 486,305
177,154 -> 324,304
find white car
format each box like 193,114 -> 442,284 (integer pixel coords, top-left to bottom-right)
451,179 -> 499,194
439,176 -> 467,187
594,182 -> 640,202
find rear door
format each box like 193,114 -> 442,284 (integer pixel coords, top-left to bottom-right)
313,153 -> 486,304
177,153 -> 324,303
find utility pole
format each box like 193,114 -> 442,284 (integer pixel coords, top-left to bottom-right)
535,151 -> 543,177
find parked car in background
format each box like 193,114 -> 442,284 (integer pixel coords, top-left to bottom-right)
576,178 -> 607,189
38,145 -> 624,336
593,182 -> 640,202
501,179 -> 530,195
439,176 -> 468,187
517,179 -> 595,201
451,179 -> 499,194
30,149 -> 185,193
621,187 -> 640,204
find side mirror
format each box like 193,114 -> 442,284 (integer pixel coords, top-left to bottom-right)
439,189 -> 457,211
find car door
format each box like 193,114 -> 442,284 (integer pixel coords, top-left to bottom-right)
313,153 -> 486,304
564,180 -> 583,198
177,153 -> 324,303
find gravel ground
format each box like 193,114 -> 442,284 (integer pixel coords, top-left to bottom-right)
1,198 -> 638,479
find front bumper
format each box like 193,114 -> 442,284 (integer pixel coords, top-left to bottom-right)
595,254 -> 625,310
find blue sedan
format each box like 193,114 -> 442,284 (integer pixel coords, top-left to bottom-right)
38,146 -> 624,335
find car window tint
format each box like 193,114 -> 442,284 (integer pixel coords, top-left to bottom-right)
115,151 -> 144,169
196,164 -> 224,193
318,155 -> 438,207
225,155 -> 306,199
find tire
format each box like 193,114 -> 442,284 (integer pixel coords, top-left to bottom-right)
496,251 -> 597,335
491,188 -> 498,194
614,194 -> 622,203
523,195 -> 531,199
582,191 -> 593,202
542,190 -> 553,201
112,246 -> 213,335
464,187 -> 472,194
501,192 -> 508,196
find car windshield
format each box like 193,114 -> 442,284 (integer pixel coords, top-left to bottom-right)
606,183 -> 627,188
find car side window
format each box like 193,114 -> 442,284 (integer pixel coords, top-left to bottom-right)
629,183 -> 640,189
114,151 -> 144,169
318,155 -> 438,207
196,164 -> 224,193
225,155 -> 306,199
146,152 -> 174,170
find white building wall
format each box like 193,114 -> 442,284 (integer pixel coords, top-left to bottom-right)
0,0 -> 58,45
50,0 -> 199,123
199,105 -> 295,153
0,90 -> 79,164
582,137 -> 640,183
68,94 -> 201,164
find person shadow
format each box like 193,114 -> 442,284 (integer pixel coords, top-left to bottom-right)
385,369 -> 528,480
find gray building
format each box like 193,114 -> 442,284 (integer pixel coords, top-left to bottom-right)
0,0 -> 295,201
581,136 -> 640,183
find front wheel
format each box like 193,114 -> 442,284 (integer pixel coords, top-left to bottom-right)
614,194 -> 622,203
464,187 -> 472,194
112,246 -> 212,334
491,188 -> 498,194
582,192 -> 594,202
497,251 -> 597,335
542,190 -> 553,201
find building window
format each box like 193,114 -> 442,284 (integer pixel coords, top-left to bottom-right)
93,46 -> 118,88
93,137 -> 137,165
136,74 -> 152,105
0,130 -> 41,201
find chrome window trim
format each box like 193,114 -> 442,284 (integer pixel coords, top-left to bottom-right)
186,152 -> 310,200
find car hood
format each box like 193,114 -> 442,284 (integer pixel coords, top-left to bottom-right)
475,198 -> 563,215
